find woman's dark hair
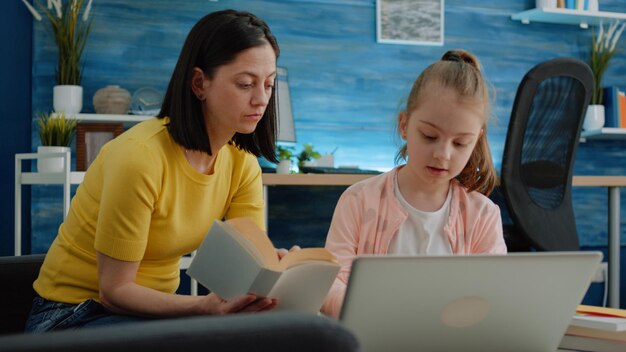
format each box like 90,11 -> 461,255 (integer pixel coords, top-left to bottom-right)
158,9 -> 280,162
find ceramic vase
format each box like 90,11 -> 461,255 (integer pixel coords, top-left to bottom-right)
53,85 -> 83,115
93,85 -> 131,114
535,0 -> 556,9
37,146 -> 71,173
583,105 -> 605,131
276,160 -> 291,174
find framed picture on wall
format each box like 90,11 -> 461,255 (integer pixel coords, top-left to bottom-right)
76,123 -> 124,171
376,0 -> 444,46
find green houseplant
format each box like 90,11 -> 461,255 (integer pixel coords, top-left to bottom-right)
22,0 -> 94,114
584,21 -> 626,131
589,21 -> 626,105
36,112 -> 78,173
296,144 -> 321,172
37,112 -> 78,147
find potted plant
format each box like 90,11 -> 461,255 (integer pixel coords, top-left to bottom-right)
296,144 -> 321,172
37,112 -> 78,173
22,0 -> 94,114
276,145 -> 294,174
585,21 -> 626,130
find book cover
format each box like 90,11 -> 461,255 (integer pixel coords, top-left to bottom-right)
603,86 -> 621,128
571,314 -> 626,332
565,325 -> 626,342
572,305 -> 626,331
577,305 -> 626,318
620,92 -> 626,128
187,218 -> 340,313
560,334 -> 626,352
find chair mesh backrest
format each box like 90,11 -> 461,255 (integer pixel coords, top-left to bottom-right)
501,58 -> 593,251
522,76 -> 585,209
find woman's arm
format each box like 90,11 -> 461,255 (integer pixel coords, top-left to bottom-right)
97,252 -> 276,317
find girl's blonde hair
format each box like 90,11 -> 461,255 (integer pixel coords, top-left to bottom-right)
396,49 -> 497,196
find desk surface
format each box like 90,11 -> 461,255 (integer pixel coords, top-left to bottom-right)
263,174 -> 626,187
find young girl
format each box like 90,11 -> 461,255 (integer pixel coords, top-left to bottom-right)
321,50 -> 507,318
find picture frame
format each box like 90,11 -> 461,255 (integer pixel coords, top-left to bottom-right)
376,0 -> 444,46
76,123 -> 124,171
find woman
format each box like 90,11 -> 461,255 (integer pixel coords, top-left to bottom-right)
26,9 -> 282,332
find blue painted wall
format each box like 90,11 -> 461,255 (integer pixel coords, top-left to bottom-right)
1,1 -> 32,256
12,0 -> 626,302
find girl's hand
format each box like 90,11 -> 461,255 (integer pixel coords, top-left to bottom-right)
202,293 -> 277,315
276,245 -> 302,259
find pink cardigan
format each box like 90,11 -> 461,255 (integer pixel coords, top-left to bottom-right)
321,167 -> 507,318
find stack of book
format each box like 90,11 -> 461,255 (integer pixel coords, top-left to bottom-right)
603,86 -> 626,129
559,305 -> 626,351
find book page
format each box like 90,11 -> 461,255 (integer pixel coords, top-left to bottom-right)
278,247 -> 338,271
267,262 -> 340,313
227,217 -> 279,269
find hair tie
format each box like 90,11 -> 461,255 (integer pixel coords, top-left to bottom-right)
443,52 -> 463,63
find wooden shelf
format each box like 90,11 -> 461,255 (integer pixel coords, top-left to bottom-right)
580,127 -> 626,141
511,8 -> 626,29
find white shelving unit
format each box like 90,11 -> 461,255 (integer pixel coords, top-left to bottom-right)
72,113 -> 152,123
14,114 -> 150,255
581,127 -> 626,141
511,8 -> 626,29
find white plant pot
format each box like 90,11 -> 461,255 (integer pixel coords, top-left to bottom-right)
535,0 -> 556,9
276,159 -> 291,174
53,85 -> 83,115
37,146 -> 70,173
583,104 -> 605,131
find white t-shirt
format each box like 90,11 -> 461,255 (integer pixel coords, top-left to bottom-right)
388,176 -> 453,255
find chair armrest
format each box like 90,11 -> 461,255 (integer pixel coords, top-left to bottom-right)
0,311 -> 360,352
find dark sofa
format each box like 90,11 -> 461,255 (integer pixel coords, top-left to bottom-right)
0,255 -> 360,351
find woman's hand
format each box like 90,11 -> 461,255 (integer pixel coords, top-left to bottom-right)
97,251 -> 276,317
201,293 -> 277,315
276,245 -> 302,260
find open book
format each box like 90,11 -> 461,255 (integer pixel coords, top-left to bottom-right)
187,218 -> 340,314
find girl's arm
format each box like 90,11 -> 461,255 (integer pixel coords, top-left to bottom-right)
96,252 -> 276,317
471,202 -> 507,254
321,191 -> 363,318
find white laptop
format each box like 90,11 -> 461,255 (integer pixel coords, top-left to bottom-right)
339,252 -> 602,352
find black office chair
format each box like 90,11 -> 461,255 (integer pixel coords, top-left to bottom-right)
500,58 -> 593,251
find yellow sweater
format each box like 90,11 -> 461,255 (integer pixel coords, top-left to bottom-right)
34,118 -> 265,304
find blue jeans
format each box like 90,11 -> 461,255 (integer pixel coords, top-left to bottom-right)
24,296 -> 151,333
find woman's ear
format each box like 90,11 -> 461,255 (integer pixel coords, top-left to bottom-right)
191,67 -> 207,100
398,111 -> 408,140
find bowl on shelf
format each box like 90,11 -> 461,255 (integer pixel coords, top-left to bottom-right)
93,85 -> 131,114
131,87 -> 163,116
